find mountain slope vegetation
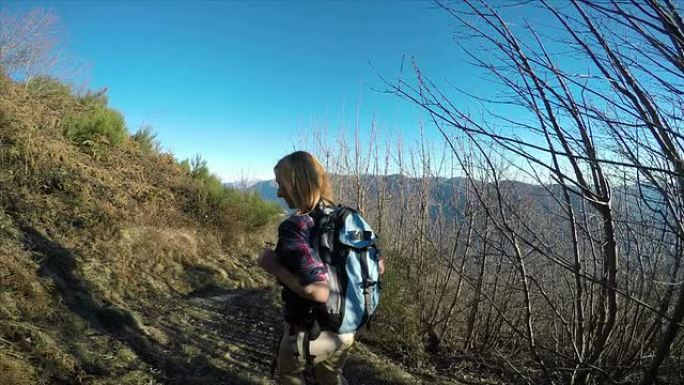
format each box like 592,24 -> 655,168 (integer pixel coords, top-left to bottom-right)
0,69 -> 286,384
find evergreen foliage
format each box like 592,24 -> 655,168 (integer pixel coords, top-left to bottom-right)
63,106 -> 127,147
26,76 -> 73,101
181,154 -> 282,239
131,124 -> 160,154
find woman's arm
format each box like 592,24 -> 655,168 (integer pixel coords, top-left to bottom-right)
259,247 -> 329,303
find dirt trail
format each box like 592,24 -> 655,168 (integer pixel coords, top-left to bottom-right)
169,287 -> 457,385
21,223 -> 465,384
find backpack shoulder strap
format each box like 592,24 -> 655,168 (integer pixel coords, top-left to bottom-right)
311,203 -> 353,264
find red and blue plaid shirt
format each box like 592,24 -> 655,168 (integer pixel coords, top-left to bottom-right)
275,214 -> 328,286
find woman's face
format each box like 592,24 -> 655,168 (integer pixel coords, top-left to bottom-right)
275,173 -> 295,209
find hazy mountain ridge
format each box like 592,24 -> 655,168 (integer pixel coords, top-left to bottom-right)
239,176 -> 560,215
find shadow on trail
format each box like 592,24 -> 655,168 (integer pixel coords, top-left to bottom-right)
182,286 -> 283,378
20,225 -> 420,385
187,286 -> 417,385
21,225 -> 259,385
345,354 -> 423,385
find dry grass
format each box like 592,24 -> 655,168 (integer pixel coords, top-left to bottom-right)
80,225 -> 272,305
0,72 -> 280,384
0,351 -> 40,385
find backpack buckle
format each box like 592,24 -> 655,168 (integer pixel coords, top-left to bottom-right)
362,277 -> 376,289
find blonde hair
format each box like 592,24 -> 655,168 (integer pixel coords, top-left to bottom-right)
274,151 -> 333,214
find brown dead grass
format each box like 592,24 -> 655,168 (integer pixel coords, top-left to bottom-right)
76,222 -> 275,307
0,72 -> 280,384
0,352 -> 39,385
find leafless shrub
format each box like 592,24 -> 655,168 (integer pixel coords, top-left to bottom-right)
370,0 -> 684,384
0,8 -> 63,82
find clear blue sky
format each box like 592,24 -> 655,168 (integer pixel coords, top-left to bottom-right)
2,0 -> 518,182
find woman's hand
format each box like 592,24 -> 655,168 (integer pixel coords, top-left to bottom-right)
259,246 -> 329,303
259,247 -> 280,276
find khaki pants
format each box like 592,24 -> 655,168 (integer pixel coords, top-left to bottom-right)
277,324 -> 354,385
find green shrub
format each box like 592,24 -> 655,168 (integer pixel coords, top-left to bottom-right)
131,124 -> 160,153
189,155 -> 211,180
63,106 -> 127,147
179,159 -> 191,173
181,155 -> 281,239
25,76 -> 72,98
25,76 -> 76,108
362,256 -> 428,367
78,88 -> 109,109
219,188 -> 282,228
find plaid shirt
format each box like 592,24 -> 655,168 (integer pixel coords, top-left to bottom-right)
275,214 -> 328,286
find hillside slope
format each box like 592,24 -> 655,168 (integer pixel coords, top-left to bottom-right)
0,73 -> 468,385
0,70 -> 279,384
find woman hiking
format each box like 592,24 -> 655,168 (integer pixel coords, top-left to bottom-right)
259,151 -> 353,385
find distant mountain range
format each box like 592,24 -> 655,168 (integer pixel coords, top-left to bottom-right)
225,175 -> 666,223
225,179 -> 289,209
226,175 -> 548,216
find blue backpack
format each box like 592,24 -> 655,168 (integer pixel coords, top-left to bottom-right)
311,204 -> 382,334
269,204 -> 383,384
